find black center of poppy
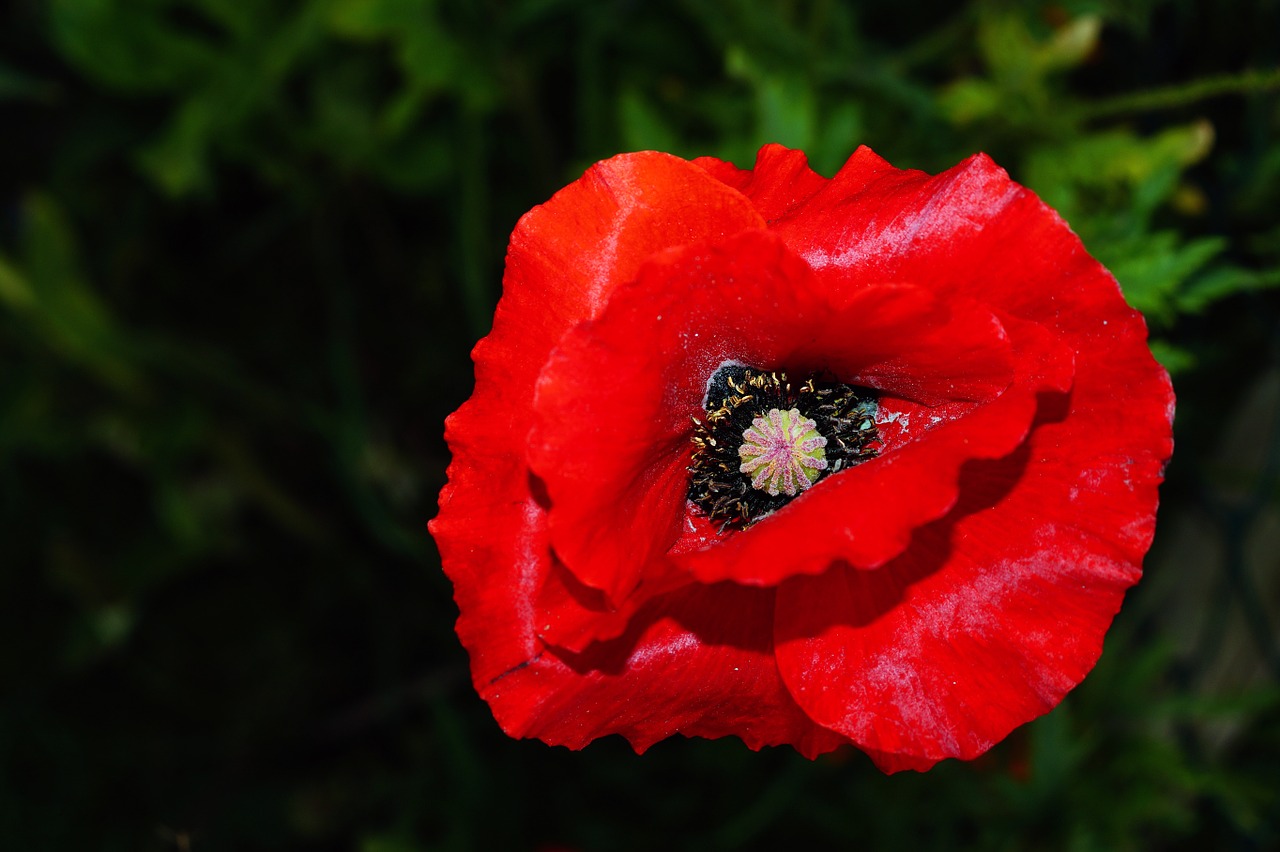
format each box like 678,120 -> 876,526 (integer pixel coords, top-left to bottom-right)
688,364 -> 880,531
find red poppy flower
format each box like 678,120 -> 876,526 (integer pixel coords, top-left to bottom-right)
429,144 -> 1174,773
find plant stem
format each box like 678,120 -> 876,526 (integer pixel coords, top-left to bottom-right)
1083,67 -> 1280,119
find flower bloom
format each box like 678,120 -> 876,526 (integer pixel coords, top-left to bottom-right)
429,145 -> 1174,772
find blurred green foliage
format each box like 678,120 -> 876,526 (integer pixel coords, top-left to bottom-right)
2,0 -> 1279,849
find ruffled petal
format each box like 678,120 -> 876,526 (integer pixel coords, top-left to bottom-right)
530,553 -> 688,653
480,581 -> 848,758
748,147 -> 1166,368
432,151 -> 767,685
772,422 -> 1153,774
676,314 -> 1073,585
693,144 -> 829,223
506,150 -> 767,338
529,230 -> 1022,606
753,148 -> 1173,773
437,144 -> 1173,772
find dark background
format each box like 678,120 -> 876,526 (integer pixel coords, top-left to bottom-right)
1,0 -> 1278,849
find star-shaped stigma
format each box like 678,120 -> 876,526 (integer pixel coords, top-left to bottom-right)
737,408 -> 828,497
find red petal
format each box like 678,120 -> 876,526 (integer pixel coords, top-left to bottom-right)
693,144 -> 829,223
478,582 -> 848,758
432,152 -> 766,686
676,314 -> 1073,586
527,231 -> 816,605
759,148 -> 1164,356
756,148 -> 1174,773
506,151 -> 766,336
530,553 -> 687,653
439,144 -> 1174,772
773,433 -> 1150,774
530,230 -> 1022,605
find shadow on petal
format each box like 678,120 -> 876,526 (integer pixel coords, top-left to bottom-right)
548,582 -> 780,677
774,437 -> 1035,641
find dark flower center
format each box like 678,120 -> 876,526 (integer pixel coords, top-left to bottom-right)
688,365 -> 880,531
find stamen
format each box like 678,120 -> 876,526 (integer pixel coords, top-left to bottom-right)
687,366 -> 879,531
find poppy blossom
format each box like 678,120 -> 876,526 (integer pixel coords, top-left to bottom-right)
429,144 -> 1174,773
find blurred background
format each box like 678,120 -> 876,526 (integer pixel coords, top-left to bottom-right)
1,0 -> 1278,849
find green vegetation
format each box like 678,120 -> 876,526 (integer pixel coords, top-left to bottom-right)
1,1 -> 1277,849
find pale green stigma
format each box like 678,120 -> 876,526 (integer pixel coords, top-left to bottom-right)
737,408 -> 828,497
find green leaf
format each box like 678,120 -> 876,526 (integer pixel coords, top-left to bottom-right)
937,78 -> 1003,125
1175,264 -> 1280,314
726,46 -> 815,150
811,102 -> 864,176
136,98 -> 217,196
47,0 -> 219,93
1038,15 -> 1101,71
976,11 -> 1039,86
619,88 -> 684,154
0,195 -> 143,393
754,74 -> 815,150
1024,121 -> 1215,245
1106,233 -> 1225,322
1148,340 -> 1197,374
0,256 -> 37,309
326,0 -> 431,37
